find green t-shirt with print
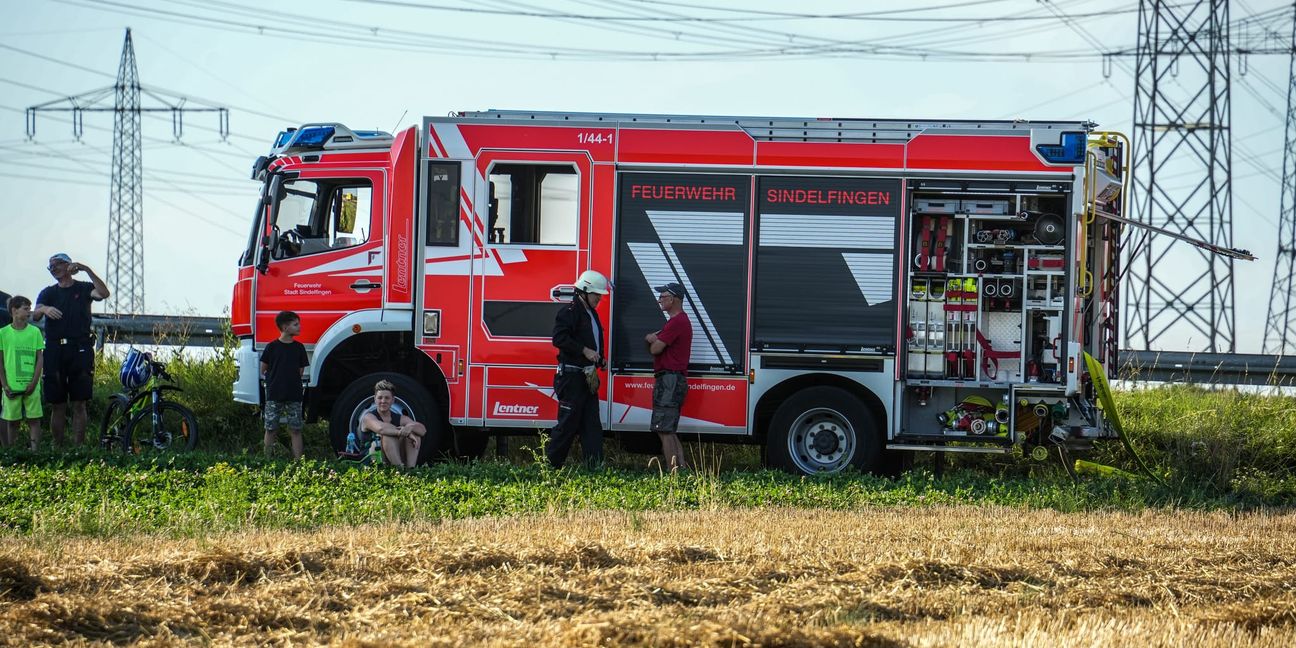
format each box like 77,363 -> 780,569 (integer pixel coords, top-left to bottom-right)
0,324 -> 45,391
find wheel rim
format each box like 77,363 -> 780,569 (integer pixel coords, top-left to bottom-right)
786,407 -> 856,473
139,405 -> 189,451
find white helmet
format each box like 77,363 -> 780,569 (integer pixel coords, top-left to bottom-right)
574,269 -> 610,295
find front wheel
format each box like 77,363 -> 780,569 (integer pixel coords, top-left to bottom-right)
329,372 -> 449,465
125,401 -> 199,453
765,386 -> 881,475
98,395 -> 133,454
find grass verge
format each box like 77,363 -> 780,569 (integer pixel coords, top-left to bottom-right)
0,447 -> 1281,538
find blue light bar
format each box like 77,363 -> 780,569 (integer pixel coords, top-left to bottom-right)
1035,131 -> 1087,165
273,128 -> 296,148
292,126 -> 336,149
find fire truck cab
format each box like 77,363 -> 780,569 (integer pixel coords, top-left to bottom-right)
231,110 -> 1126,474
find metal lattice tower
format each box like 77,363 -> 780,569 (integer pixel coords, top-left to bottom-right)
26,28 -> 228,315
108,29 -> 144,314
1125,0 -> 1236,352
1264,11 -> 1296,355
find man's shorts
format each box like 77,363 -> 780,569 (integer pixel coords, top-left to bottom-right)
264,400 -> 304,431
651,371 -> 688,434
2,385 -> 43,421
43,340 -> 94,404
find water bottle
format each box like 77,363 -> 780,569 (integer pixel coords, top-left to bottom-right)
345,429 -> 359,454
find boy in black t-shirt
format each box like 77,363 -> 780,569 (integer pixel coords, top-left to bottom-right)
260,311 -> 309,459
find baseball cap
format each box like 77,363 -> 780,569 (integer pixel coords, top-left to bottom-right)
49,253 -> 72,264
654,282 -> 687,299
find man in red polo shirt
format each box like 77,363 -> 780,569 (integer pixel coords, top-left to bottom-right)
644,282 -> 692,472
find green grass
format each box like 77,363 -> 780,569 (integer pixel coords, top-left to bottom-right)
0,332 -> 1291,538
0,450 -> 1166,538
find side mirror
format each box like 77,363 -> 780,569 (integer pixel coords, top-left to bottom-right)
255,174 -> 286,275
251,155 -> 269,180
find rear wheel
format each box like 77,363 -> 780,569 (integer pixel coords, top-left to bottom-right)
98,395 -> 133,454
329,372 -> 448,465
765,386 -> 881,475
126,401 -> 199,453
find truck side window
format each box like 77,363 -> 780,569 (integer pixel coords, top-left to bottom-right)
273,179 -> 373,259
486,164 -> 578,246
426,162 -> 460,246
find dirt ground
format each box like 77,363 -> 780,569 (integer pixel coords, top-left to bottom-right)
1,506 -> 1294,647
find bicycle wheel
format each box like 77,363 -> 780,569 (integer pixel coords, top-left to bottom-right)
98,395 -> 133,454
125,401 -> 199,453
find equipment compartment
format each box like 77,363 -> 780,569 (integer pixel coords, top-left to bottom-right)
902,186 -> 1073,393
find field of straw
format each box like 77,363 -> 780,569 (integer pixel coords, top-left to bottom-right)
2,506 -> 1294,647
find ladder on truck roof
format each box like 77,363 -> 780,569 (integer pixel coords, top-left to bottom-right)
452,109 -> 1096,145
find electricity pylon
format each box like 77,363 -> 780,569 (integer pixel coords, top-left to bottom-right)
1124,0 -> 1236,352
26,28 -> 228,314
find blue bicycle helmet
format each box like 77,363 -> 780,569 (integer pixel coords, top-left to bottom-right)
119,348 -> 153,390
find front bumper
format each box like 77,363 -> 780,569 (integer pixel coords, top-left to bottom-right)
233,338 -> 261,405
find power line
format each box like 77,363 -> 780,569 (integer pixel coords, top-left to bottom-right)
0,40 -> 296,124
0,157 -> 248,188
345,0 -> 1143,22
18,140 -> 246,237
0,170 -> 247,198
51,0 -> 1128,62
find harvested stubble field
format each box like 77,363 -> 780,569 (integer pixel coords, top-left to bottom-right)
1,507 -> 1293,647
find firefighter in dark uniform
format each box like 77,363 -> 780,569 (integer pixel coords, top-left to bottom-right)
547,269 -> 609,469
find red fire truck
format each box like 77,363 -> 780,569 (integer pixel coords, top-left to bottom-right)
231,110 -> 1132,474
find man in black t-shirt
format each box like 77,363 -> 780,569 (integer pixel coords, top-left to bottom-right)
32,253 -> 110,447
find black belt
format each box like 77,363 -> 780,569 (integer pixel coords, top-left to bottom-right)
55,336 -> 92,346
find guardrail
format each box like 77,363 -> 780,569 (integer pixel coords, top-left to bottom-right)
1118,350 -> 1296,387
85,315 -> 1296,386
92,314 -> 229,347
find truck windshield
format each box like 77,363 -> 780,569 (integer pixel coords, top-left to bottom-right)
272,178 -> 374,259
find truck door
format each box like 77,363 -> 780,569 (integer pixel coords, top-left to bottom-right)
608,172 -> 752,434
253,169 -> 386,348
470,151 -> 591,424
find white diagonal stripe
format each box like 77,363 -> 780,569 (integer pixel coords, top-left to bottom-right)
288,247 -> 380,277
841,252 -> 894,305
640,209 -> 745,367
759,213 -> 894,249
645,210 -> 744,245
627,242 -> 725,366
432,123 -> 472,159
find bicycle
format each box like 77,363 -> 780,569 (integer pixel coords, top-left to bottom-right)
99,349 -> 199,453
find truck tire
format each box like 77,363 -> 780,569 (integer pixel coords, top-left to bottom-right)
765,386 -> 881,475
330,372 -> 449,465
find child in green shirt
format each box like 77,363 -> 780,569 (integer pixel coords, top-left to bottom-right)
0,295 -> 45,450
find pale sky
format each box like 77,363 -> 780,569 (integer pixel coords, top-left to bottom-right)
1,0 -> 1291,353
